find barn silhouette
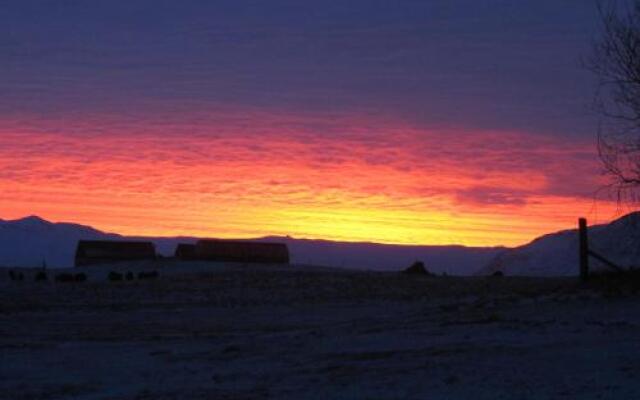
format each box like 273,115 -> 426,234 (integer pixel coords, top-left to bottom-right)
176,239 -> 289,264
75,240 -> 156,267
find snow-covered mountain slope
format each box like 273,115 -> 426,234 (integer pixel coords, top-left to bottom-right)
0,216 -> 119,268
0,216 -> 503,274
479,212 -> 640,276
0,216 -> 198,268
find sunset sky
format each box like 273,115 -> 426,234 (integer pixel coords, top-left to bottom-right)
0,1 -> 624,246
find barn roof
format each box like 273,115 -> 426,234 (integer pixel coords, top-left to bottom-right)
75,240 -> 156,266
194,239 -> 289,263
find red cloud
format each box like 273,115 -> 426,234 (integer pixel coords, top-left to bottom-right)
0,110 -> 619,246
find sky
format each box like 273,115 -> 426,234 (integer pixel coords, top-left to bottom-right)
0,0 -> 626,246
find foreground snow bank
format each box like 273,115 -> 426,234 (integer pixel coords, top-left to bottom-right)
2,266 -> 640,399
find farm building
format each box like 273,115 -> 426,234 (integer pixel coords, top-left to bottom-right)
75,240 -> 156,267
193,240 -> 289,264
174,243 -> 197,260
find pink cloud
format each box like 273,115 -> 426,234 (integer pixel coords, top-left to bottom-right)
0,109 -> 618,246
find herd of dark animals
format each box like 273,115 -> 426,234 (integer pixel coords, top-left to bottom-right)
108,270 -> 159,281
7,269 -> 159,283
8,262 -> 504,282
6,262 -> 430,282
6,260 -> 431,282
6,260 -> 439,283
6,262 -> 478,284
7,263 -> 431,283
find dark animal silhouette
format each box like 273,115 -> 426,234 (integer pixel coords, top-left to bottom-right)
35,271 -> 48,282
55,273 -> 75,283
492,270 -> 504,277
8,270 -> 25,281
137,271 -> 159,280
108,271 -> 124,282
125,272 -> 134,281
402,261 -> 432,276
74,273 -> 87,282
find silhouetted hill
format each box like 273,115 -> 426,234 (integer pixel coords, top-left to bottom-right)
258,236 -> 504,274
0,216 -> 119,268
479,212 -> 640,276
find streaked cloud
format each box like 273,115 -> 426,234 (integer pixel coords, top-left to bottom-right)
0,110 -> 617,246
0,1 -> 619,245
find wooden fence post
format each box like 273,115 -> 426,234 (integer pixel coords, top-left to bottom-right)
579,217 -> 589,282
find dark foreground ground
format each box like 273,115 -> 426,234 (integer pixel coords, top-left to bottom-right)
1,263 -> 640,399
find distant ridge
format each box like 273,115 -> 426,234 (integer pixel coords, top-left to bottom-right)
0,216 -> 503,274
0,216 -> 121,268
479,212 -> 640,276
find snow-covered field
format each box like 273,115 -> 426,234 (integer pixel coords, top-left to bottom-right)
2,262 -> 640,399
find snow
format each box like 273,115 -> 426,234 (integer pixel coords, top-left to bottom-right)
1,263 -> 640,399
480,212 -> 640,276
3,216 -> 640,398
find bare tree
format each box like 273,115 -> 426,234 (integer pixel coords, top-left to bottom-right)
588,1 -> 640,203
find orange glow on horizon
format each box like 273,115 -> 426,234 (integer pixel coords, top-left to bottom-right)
0,111 -> 623,247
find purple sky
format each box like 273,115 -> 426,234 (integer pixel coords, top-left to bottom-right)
0,1 -> 623,246
1,0 -> 600,135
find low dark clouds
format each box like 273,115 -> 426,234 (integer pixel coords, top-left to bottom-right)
0,0 -> 600,136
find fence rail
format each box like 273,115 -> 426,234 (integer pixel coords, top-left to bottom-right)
578,217 -> 623,281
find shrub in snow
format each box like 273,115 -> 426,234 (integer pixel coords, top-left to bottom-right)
108,271 -> 124,282
402,261 -> 432,276
34,271 -> 47,282
55,273 -> 75,283
138,271 -> 159,280
8,270 -> 24,281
